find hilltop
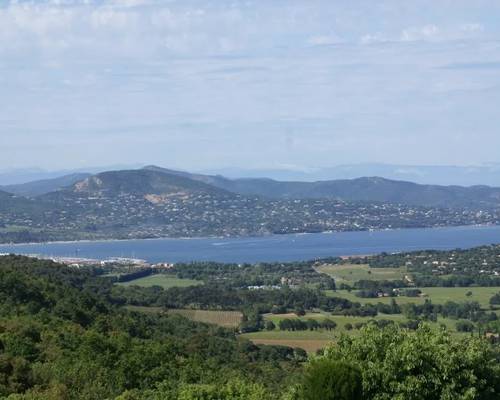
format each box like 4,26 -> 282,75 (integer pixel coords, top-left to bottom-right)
67,169 -> 233,197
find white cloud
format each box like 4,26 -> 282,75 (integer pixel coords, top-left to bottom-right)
400,22 -> 487,43
360,33 -> 387,45
307,35 -> 342,46
401,25 -> 440,42
460,23 -> 484,33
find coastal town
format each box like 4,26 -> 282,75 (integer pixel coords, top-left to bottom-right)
2,186 -> 499,243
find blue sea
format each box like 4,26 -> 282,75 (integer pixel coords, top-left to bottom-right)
0,225 -> 499,263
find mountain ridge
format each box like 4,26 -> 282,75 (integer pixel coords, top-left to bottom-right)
140,166 -> 500,209
1,173 -> 91,197
68,169 -> 233,197
4,165 -> 500,210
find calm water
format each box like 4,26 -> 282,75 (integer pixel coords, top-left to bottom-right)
0,225 -> 500,263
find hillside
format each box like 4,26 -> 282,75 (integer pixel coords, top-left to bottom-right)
269,177 -> 500,209
68,169 -> 233,197
0,189 -> 47,213
0,255 -> 298,398
143,166 -> 500,209
0,172 -> 91,197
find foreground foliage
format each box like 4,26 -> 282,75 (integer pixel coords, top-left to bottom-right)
1,255 -> 500,399
324,324 -> 500,400
298,360 -> 363,400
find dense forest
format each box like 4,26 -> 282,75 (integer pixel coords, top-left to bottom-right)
0,255 -> 300,399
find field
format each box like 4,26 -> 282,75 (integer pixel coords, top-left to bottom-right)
316,263 -> 408,284
116,273 -> 202,289
126,305 -> 242,328
264,312 -> 406,333
242,329 -> 334,353
166,309 -> 243,328
241,309 -> 474,353
327,287 -> 500,309
242,313 -> 402,353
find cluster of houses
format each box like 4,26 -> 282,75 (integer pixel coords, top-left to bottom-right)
3,253 -> 176,271
247,276 -> 301,290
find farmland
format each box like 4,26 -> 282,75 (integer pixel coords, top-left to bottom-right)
241,311 -> 475,352
315,263 -> 408,284
327,287 -> 500,308
242,326 -> 335,353
113,246 -> 500,355
263,312 -> 405,330
116,273 -> 202,289
125,305 -> 242,328
166,309 -> 243,328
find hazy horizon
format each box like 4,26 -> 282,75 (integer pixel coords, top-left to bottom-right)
1,0 -> 500,171
4,162 -> 500,187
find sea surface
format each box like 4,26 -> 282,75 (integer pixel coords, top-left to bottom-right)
1,225 -> 500,263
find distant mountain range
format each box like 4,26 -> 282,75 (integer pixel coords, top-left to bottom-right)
1,173 -> 91,197
3,165 -> 500,209
0,164 -> 141,186
203,163 -> 500,186
3,163 -> 500,187
0,166 -> 499,243
142,166 -> 500,210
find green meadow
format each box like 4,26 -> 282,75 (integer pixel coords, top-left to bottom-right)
316,263 -> 408,284
117,273 -> 202,289
327,287 -> 500,309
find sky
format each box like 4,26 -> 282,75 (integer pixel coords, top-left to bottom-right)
1,0 -> 500,172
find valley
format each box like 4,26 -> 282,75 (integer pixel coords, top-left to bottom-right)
99,244 -> 500,354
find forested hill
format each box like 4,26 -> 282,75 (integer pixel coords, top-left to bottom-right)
0,255 -> 300,399
63,169 -> 234,197
143,166 -> 500,209
0,190 -> 48,214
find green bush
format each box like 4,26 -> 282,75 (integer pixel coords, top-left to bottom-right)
324,324 -> 500,400
298,359 -> 363,400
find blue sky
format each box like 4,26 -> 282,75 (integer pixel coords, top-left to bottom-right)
1,0 -> 500,171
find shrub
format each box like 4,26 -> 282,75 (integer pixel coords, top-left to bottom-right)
298,359 -> 363,400
324,324 -> 500,400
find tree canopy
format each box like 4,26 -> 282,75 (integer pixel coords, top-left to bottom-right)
323,324 -> 500,400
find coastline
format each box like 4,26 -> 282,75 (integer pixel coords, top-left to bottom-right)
0,223 -> 496,248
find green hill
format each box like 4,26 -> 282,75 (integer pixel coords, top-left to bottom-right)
0,255 -> 299,399
143,166 -> 500,209
0,190 -> 48,214
69,169 -> 233,197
